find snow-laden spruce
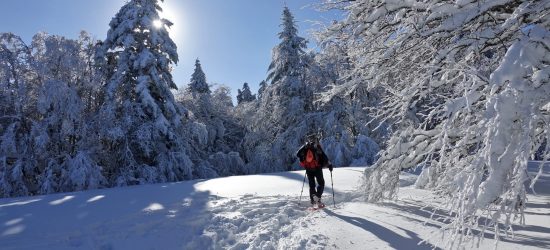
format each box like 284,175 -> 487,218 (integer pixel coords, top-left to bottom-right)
239,7 -> 381,173
236,82 -> 256,105
94,0 -> 194,185
188,58 -> 210,94
177,59 -> 247,177
321,0 -> 550,247
242,7 -> 313,172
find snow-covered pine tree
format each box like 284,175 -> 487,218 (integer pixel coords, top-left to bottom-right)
180,59 -> 216,161
188,59 -> 210,95
185,59 -> 217,151
266,7 -> 308,85
272,32 -> 379,168
321,0 -> 549,247
184,59 -> 214,121
244,7 -> 313,172
178,61 -> 247,177
95,0 -> 193,186
237,82 -> 256,104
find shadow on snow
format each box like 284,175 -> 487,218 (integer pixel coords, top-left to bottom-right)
0,180 -> 217,249
323,208 -> 440,250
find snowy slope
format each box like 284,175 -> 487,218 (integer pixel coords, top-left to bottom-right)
0,164 -> 548,249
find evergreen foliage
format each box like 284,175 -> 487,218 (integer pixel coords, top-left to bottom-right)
237,82 -> 256,104
91,0 -> 193,185
188,59 -> 210,94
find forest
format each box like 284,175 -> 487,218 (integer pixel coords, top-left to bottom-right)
1,0 -> 549,244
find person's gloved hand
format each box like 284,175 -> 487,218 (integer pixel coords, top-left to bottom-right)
328,164 -> 333,172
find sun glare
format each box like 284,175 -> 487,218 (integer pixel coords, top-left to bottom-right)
153,19 -> 163,29
157,1 -> 184,41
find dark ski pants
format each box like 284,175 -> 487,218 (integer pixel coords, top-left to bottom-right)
306,168 -> 325,203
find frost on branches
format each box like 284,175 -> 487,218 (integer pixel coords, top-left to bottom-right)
243,7 -> 313,172
177,60 -> 247,177
0,34 -> 32,197
313,34 -> 384,166
0,32 -> 106,197
95,0 -> 193,185
322,0 -> 550,247
240,7 -> 381,172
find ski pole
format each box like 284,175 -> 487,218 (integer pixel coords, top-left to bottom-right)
299,171 -> 306,203
331,170 -> 336,208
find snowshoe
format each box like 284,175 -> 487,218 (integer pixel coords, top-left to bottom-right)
307,196 -> 325,211
317,202 -> 325,208
307,203 -> 325,211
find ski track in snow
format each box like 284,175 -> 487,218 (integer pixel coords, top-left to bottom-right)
206,195 -> 328,250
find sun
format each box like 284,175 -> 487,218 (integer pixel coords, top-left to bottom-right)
154,1 -> 184,45
153,19 -> 163,29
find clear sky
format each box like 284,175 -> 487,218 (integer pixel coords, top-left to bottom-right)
0,0 -> 342,104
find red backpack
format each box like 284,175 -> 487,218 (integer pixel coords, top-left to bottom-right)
300,147 -> 318,169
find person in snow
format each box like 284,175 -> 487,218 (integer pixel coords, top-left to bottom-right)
296,134 -> 333,207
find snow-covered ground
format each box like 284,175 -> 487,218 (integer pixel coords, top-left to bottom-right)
0,163 -> 548,249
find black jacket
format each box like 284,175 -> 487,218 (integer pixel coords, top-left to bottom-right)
296,142 -> 329,168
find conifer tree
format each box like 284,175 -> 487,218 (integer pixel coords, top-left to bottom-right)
244,7 -> 312,172
237,82 -> 256,104
95,0 -> 193,185
267,7 -> 308,84
188,59 -> 210,94
261,7 -> 309,127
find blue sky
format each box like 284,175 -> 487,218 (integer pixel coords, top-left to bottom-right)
0,0 -> 342,103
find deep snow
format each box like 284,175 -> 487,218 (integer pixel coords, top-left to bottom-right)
0,163 -> 548,249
